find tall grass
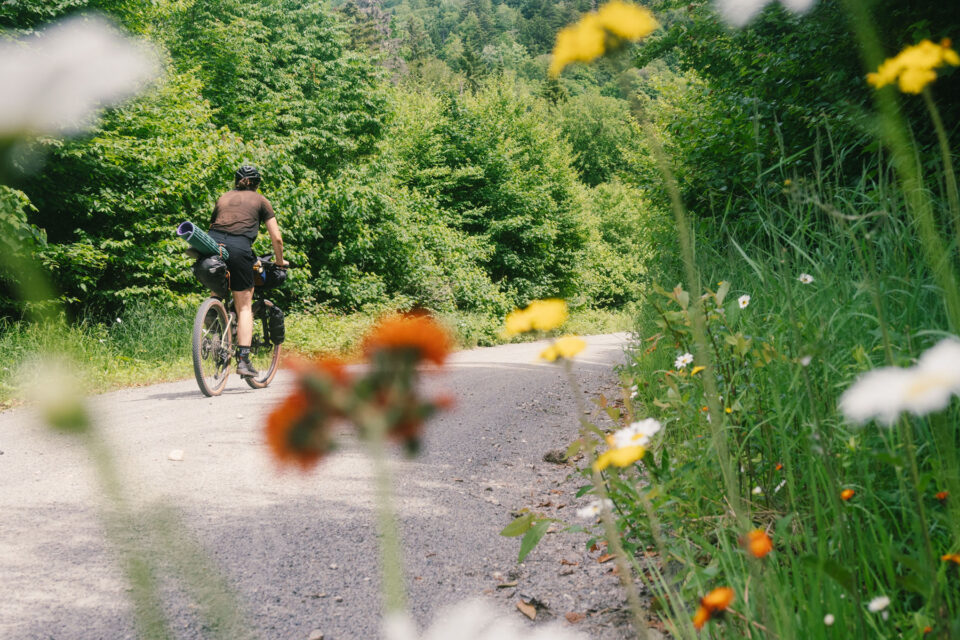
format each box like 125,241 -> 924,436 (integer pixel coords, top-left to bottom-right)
605,154 -> 960,638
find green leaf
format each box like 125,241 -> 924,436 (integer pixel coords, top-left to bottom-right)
716,280 -> 731,305
500,513 -> 535,537
518,520 -> 551,562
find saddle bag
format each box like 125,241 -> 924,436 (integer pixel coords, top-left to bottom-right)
193,255 -> 229,298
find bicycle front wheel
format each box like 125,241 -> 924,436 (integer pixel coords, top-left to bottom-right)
244,303 -> 281,389
192,297 -> 232,396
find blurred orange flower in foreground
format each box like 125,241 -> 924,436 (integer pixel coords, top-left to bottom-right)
265,357 -> 349,470
693,586 -> 735,630
744,529 -> 773,558
363,314 -> 453,365
942,553 -> 960,564
936,491 -> 949,501
841,489 -> 855,501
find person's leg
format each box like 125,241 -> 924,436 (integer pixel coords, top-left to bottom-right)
234,288 -> 254,346
233,288 -> 256,376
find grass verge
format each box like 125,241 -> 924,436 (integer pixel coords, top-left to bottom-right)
0,301 -> 632,407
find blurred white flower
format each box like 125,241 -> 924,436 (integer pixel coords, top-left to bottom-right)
839,338 -> 960,426
0,16 -> 159,136
799,273 -> 814,284
576,498 -> 614,520
823,614 -> 835,626
738,295 -> 751,309
752,486 -> 763,495
674,352 -> 694,369
23,356 -> 89,433
610,418 -> 662,448
867,596 -> 890,612
383,600 -> 588,640
715,0 -> 817,27
800,355 -> 812,367
630,384 -> 638,398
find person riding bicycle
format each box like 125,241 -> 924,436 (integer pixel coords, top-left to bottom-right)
208,165 -> 287,378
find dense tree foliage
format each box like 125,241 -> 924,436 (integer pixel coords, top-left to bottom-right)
4,0 -> 953,320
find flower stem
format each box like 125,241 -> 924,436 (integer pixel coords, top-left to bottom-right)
366,412 -> 408,613
922,87 -> 960,247
563,360 -> 650,640
637,115 -> 744,526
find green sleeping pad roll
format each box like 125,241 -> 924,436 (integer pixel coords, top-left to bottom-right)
176,221 -> 229,259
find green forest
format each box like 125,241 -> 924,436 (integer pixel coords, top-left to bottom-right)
5,0 -> 960,637
1,0 -> 957,324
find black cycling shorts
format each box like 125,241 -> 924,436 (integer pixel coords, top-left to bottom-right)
207,230 -> 255,292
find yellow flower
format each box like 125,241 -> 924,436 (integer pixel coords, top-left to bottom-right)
504,299 -> 568,336
596,1 -> 659,40
867,39 -> 960,94
540,335 -> 587,362
593,444 -> 646,471
691,365 -> 706,375
549,2 -> 658,76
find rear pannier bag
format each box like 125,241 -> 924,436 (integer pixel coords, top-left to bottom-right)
193,255 -> 229,298
266,304 -> 285,344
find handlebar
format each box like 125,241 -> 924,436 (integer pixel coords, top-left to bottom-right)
257,255 -> 302,270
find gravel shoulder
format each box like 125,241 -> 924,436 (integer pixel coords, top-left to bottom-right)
0,333 -> 642,639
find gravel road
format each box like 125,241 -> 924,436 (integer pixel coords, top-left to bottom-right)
0,333 -> 642,640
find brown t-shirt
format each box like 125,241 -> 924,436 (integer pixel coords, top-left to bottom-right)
209,189 -> 275,240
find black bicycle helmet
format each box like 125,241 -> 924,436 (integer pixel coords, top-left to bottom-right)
234,165 -> 261,186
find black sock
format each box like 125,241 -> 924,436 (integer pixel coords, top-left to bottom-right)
237,346 -> 251,360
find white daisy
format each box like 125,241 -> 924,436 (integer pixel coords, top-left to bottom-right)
752,486 -> 763,495
576,499 -> 614,520
799,273 -> 814,284
674,352 -> 694,369
738,295 -> 751,309
610,418 -> 662,449
867,596 -> 890,612
839,338 -> 960,425
0,17 -> 159,136
823,614 -> 835,626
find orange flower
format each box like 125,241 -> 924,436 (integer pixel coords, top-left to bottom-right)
841,489 -> 855,501
363,313 -> 453,365
936,491 -> 949,501
775,463 -> 783,471
265,388 -> 336,470
744,529 -> 773,558
924,627 -> 933,634
693,586 -> 735,630
265,357 -> 349,470
692,605 -> 710,630
941,553 -> 960,564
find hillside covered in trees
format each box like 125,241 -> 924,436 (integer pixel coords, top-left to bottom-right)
1,0 -> 956,322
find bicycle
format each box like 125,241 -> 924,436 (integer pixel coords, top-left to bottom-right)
191,256 -> 292,397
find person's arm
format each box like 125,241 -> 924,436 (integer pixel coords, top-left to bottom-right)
265,217 -> 286,266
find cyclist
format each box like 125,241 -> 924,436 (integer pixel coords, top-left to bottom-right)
208,165 -> 287,378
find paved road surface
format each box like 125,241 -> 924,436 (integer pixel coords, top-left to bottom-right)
0,334 -> 630,639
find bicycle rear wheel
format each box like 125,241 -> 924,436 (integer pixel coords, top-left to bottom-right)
244,302 -> 281,389
192,297 -> 232,396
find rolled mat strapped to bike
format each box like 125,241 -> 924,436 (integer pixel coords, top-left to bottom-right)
176,221 -> 230,260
